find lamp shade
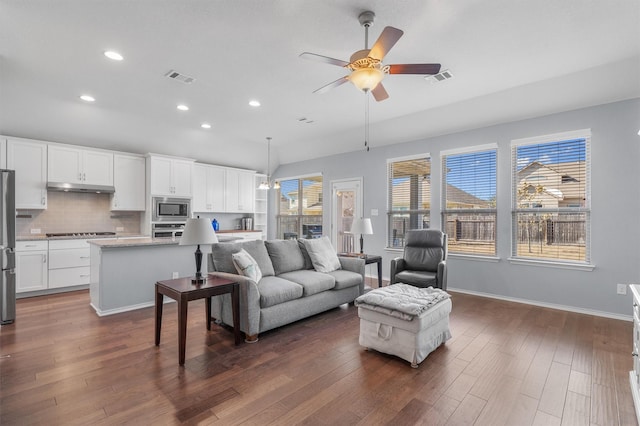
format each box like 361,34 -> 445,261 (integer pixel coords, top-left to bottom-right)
349,68 -> 384,91
179,218 -> 219,246
350,218 -> 373,235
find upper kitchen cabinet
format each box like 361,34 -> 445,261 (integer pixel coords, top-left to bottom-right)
48,144 -> 113,186
111,154 -> 145,211
193,164 -> 225,212
225,168 -> 255,213
147,154 -> 193,198
7,138 -> 48,209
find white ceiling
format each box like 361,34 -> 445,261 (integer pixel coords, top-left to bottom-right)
1,0 -> 639,173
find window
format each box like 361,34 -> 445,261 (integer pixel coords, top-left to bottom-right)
276,175 -> 323,240
511,130 -> 590,264
387,155 -> 431,248
441,146 -> 497,256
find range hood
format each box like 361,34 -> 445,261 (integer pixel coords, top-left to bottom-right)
47,182 -> 116,194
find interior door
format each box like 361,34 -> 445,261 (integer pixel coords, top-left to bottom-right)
331,178 -> 363,253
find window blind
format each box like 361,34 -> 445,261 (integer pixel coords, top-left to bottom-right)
511,130 -> 590,263
441,148 -> 497,256
387,156 -> 431,248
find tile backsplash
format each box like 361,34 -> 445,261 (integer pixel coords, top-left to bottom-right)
16,192 -> 141,237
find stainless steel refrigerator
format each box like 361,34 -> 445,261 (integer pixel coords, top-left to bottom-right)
0,169 -> 16,325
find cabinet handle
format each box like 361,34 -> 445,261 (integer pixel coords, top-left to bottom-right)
43,255 -> 47,263
80,274 -> 90,277
80,256 -> 90,259
25,244 -> 37,247
42,196 -> 46,205
634,352 -> 639,357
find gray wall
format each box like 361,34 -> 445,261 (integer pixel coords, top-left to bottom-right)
271,98 -> 640,317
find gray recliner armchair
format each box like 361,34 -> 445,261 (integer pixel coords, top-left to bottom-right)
390,229 -> 448,290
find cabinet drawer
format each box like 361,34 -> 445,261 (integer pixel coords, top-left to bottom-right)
49,267 -> 90,288
233,232 -> 262,241
49,239 -> 90,250
49,248 -> 90,269
16,240 -> 48,251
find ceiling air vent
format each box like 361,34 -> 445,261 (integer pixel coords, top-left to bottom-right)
164,69 -> 195,84
426,69 -> 454,83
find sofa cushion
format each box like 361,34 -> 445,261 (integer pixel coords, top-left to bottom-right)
297,239 -> 314,270
278,270 -> 336,296
300,236 -> 342,273
231,249 -> 262,283
395,271 -> 438,288
265,240 -> 305,275
258,276 -> 304,308
327,269 -> 362,290
211,240 -> 275,277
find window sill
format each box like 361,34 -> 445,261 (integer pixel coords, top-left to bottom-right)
508,257 -> 595,271
448,253 -> 500,263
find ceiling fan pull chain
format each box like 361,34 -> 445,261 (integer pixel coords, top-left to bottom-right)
364,92 -> 370,151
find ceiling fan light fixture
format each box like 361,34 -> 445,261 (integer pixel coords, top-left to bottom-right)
350,67 -> 384,91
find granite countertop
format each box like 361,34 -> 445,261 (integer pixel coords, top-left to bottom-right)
17,233 -> 145,242
88,234 -> 241,248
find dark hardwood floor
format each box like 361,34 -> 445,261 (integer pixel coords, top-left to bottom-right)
0,288 -> 636,425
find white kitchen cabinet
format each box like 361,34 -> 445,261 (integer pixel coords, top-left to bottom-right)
112,154 -> 145,211
15,241 -> 48,293
254,174 -> 268,239
48,144 -> 113,186
630,285 -> 640,424
7,138 -> 48,209
225,168 -> 255,213
48,239 -> 91,289
148,155 -> 193,197
193,164 -> 226,212
0,138 -> 6,168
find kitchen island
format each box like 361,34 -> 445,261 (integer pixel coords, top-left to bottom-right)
89,237 -> 194,316
88,233 -> 260,316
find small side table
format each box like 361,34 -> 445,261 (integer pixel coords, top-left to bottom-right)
155,275 -> 241,365
363,255 -> 383,288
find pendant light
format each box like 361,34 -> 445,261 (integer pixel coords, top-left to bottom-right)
259,137 -> 280,190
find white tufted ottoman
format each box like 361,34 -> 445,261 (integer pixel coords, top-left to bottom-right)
355,284 -> 452,368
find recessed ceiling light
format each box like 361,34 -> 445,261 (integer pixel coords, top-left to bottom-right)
104,50 -> 123,61
80,94 -> 95,102
177,104 -> 189,111
201,123 -> 211,129
249,100 -> 261,107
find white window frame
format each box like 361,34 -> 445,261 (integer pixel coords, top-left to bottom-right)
509,129 -> 594,270
441,143 -> 498,259
276,174 -> 323,240
386,153 -> 431,250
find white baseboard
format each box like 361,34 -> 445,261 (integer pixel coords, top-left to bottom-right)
90,298 -> 175,317
449,287 -> 632,322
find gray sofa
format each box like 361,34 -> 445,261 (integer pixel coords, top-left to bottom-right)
207,238 -> 365,341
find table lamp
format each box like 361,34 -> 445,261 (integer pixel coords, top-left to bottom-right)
350,218 -> 373,254
179,217 -> 219,284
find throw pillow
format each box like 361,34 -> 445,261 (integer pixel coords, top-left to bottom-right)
231,249 -> 263,282
301,236 -> 342,273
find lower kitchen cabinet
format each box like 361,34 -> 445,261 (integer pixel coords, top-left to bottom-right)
630,285 -> 640,424
15,241 -> 48,293
48,240 -> 91,289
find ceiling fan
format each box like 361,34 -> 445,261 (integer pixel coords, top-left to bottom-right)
300,11 -> 441,102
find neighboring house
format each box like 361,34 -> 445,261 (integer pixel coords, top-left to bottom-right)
282,181 -> 323,215
391,178 -> 490,210
517,161 -> 585,208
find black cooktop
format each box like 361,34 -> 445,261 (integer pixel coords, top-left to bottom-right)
46,232 -> 117,238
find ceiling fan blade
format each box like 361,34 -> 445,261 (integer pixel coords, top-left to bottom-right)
300,52 -> 349,67
371,83 -> 389,102
388,63 -> 442,75
313,76 -> 349,94
368,26 -> 404,61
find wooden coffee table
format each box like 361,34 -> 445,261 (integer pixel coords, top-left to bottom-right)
155,275 -> 241,365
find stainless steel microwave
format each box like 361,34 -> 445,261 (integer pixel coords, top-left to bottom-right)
152,197 -> 190,222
